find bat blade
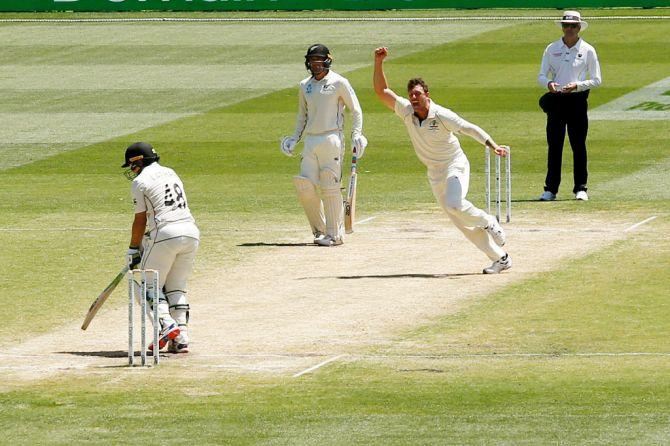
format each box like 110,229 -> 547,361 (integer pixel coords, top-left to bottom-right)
81,265 -> 129,330
344,149 -> 359,234
344,172 -> 357,234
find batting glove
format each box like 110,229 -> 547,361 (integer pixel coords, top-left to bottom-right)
126,247 -> 141,270
352,134 -> 368,159
280,136 -> 297,157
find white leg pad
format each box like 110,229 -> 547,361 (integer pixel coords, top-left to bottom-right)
319,170 -> 344,240
293,176 -> 326,236
167,290 -> 189,344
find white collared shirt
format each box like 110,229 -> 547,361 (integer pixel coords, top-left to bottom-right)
131,162 -> 199,241
394,97 -> 491,169
291,70 -> 363,139
538,38 -> 601,92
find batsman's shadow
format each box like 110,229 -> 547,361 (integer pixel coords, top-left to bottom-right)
298,272 -> 479,280
62,350 -> 131,359
238,242 -> 316,247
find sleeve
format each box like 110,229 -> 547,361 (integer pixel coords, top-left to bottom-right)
131,182 -> 147,214
437,108 -> 491,146
394,97 -> 412,119
340,79 -> 363,138
538,44 -> 554,88
577,47 -> 602,92
291,84 -> 308,141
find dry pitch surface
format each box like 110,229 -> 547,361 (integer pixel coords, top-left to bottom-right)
2,210 -> 652,385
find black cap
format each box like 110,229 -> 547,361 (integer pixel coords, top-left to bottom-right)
305,44 -> 330,59
122,142 -> 159,168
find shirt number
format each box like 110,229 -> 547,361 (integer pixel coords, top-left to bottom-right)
164,183 -> 187,209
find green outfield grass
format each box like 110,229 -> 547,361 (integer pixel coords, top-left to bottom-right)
1,9 -> 669,444
2,355 -> 669,445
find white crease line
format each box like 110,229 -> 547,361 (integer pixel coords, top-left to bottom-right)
193,353 -> 329,358
356,216 -> 377,225
359,352 -> 670,359
0,227 -> 125,232
293,354 -> 346,378
624,216 -> 658,232
1,352 -> 667,373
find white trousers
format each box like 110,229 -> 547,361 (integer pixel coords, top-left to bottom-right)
299,132 -> 345,239
428,161 -> 505,261
300,132 -> 344,184
140,231 -> 199,325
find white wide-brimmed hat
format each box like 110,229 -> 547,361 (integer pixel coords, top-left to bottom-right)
555,10 -> 588,31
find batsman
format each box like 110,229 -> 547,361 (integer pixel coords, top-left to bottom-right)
373,47 -> 511,274
122,142 -> 200,353
281,44 -> 368,246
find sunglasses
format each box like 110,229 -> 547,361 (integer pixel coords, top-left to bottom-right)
562,23 -> 579,29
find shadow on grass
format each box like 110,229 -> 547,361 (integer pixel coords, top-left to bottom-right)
513,198 -> 577,202
63,350 -> 145,359
237,242 -> 315,247
298,272 -> 479,280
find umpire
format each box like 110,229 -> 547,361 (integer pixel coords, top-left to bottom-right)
538,11 -> 601,201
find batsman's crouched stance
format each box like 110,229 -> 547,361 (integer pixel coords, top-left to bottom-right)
281,44 -> 367,247
123,142 -> 200,353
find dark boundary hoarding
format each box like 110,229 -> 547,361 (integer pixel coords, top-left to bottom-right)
2,0 -> 669,13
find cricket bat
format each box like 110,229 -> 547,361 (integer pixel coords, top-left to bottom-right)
344,148 -> 358,234
81,265 -> 130,330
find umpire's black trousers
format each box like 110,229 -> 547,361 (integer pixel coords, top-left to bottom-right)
544,90 -> 590,195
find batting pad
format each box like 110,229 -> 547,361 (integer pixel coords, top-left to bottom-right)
320,170 -> 344,240
293,176 -> 326,236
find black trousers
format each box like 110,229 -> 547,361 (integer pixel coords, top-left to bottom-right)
544,90 -> 589,195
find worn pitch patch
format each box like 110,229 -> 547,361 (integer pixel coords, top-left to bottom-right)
0,212 -> 651,385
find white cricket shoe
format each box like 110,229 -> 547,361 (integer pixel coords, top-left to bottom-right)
316,235 -> 343,247
483,254 -> 512,274
485,219 -> 506,247
313,232 -> 326,244
539,191 -> 556,201
575,191 -> 589,201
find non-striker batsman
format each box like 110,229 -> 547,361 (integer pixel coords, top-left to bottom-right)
281,44 -> 368,246
123,142 -> 200,353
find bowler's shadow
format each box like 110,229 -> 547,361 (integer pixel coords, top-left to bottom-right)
299,272 -> 479,280
238,242 -> 315,247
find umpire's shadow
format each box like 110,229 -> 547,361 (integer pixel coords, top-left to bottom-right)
298,272 -> 479,280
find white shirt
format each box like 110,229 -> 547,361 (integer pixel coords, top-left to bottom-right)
538,38 -> 602,92
292,70 -> 363,140
394,97 -> 491,169
131,162 -> 199,241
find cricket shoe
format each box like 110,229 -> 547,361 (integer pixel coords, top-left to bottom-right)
168,331 -> 189,353
168,340 -> 189,354
148,322 -> 180,351
575,191 -> 589,201
313,232 -> 326,245
539,191 -> 556,201
483,254 -> 512,274
485,219 -> 506,247
316,235 -> 343,247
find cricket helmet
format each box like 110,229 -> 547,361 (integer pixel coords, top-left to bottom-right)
122,142 -> 160,168
304,44 -> 332,74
